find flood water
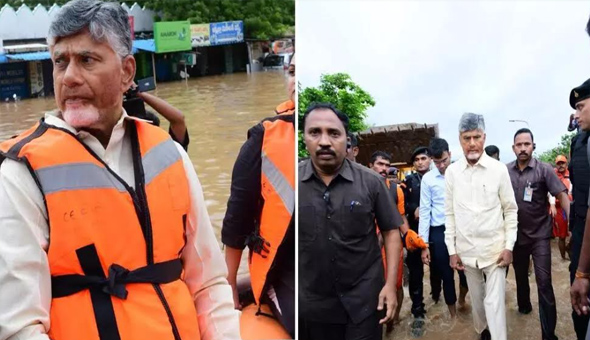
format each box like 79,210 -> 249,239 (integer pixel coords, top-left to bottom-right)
387,241 -> 577,340
0,71 -> 290,276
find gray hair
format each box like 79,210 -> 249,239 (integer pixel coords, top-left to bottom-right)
458,112 -> 485,133
48,0 -> 132,58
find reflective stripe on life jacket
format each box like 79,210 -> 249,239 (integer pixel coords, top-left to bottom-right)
248,113 -> 295,305
0,119 -> 200,340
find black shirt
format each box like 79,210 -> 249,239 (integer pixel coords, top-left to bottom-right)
570,131 -> 590,219
299,159 -> 402,324
221,115 -> 295,286
403,172 -> 424,228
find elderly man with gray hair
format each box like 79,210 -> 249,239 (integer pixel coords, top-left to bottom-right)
444,113 -> 518,340
0,1 -> 240,340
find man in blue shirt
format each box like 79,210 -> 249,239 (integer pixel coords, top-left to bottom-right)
419,138 -> 468,318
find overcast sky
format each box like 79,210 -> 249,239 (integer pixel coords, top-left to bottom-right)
297,0 -> 590,163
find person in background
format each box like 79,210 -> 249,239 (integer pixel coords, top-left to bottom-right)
551,155 -> 573,261
445,113 -> 518,340
368,150 -> 410,333
222,55 -> 296,337
419,138 -> 468,319
388,166 -> 401,184
508,128 -> 568,340
484,145 -> 500,161
346,131 -> 360,162
299,103 -> 402,340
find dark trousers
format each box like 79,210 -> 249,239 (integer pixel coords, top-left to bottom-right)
263,277 -> 295,338
570,216 -> 590,340
430,264 -> 442,300
513,238 -> 558,340
429,225 -> 468,305
299,313 -> 382,340
407,222 -> 426,317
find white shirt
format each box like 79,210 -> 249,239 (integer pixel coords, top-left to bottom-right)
444,152 -> 518,268
418,166 -> 446,242
0,111 -> 241,340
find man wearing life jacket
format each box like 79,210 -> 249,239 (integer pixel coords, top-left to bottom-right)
0,1 -> 240,340
368,150 -> 410,333
550,155 -> 573,260
222,55 -> 296,337
274,55 -> 295,116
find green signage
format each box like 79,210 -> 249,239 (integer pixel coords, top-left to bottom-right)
154,21 -> 192,53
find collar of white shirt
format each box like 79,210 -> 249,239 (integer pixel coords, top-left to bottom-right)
458,152 -> 493,172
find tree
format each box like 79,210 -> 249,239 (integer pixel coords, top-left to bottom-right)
538,132 -> 576,164
298,73 -> 376,157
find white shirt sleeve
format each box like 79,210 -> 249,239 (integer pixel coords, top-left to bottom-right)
0,159 -> 51,340
498,166 -> 518,251
176,144 -> 241,340
444,167 -> 457,256
418,175 -> 432,243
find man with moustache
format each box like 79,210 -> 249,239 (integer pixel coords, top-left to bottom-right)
550,155 -> 573,261
419,138 -> 468,319
402,146 -> 440,323
568,79 -> 590,339
222,55 -> 296,337
445,113 -> 518,340
507,128 -> 569,340
299,103 -> 403,340
368,150 -> 410,332
0,1 -> 240,339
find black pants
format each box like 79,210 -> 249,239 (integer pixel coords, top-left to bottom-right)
429,226 -> 468,305
570,216 -> 590,340
299,313 -> 382,340
513,238 -> 557,340
263,273 -> 295,338
407,222 -> 426,317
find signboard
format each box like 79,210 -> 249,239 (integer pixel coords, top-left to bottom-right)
0,62 -> 29,100
154,21 -> 192,53
182,52 -> 197,66
28,61 -> 44,97
128,16 -> 135,41
210,21 -> 244,46
191,24 -> 210,47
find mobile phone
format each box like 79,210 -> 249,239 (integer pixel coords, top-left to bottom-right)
137,77 -> 156,92
378,304 -> 388,321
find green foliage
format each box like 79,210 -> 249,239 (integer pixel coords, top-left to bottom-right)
0,0 -> 294,40
538,132 -> 575,164
298,73 -> 376,157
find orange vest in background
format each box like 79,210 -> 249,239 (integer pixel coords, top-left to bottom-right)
0,119 -> 200,340
248,113 -> 295,305
275,100 -> 295,115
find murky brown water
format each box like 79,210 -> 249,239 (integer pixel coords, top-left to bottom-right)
0,71 -> 290,275
387,241 -> 576,340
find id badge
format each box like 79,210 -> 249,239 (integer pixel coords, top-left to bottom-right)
524,186 -> 533,202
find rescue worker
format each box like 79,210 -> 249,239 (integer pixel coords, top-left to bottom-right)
368,150 -> 410,333
346,131 -> 360,162
551,155 -> 573,260
0,1 -> 241,340
222,55 -> 296,337
402,146 -> 440,326
274,58 -> 295,116
568,78 -> 590,340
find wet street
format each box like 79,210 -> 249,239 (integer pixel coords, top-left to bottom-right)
387,240 -> 577,340
0,71 -> 290,275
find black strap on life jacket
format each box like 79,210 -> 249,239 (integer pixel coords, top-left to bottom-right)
51,244 -> 183,340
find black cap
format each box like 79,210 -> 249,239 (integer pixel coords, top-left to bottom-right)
570,78 -> 590,109
411,146 -> 430,163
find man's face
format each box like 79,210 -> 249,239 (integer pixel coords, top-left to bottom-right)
512,132 -> 534,163
51,30 -> 135,131
413,154 -> 431,173
304,108 -> 348,174
346,145 -> 359,162
556,161 -> 568,173
287,54 -> 295,103
370,156 -> 391,178
575,97 -> 590,131
433,151 -> 451,175
459,129 -> 486,163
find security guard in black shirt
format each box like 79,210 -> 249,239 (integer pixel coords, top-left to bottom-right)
568,79 -> 590,340
402,147 -> 439,321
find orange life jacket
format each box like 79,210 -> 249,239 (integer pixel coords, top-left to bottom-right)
0,119 -> 200,340
274,100 -> 295,115
555,168 -> 573,202
248,113 -> 295,305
